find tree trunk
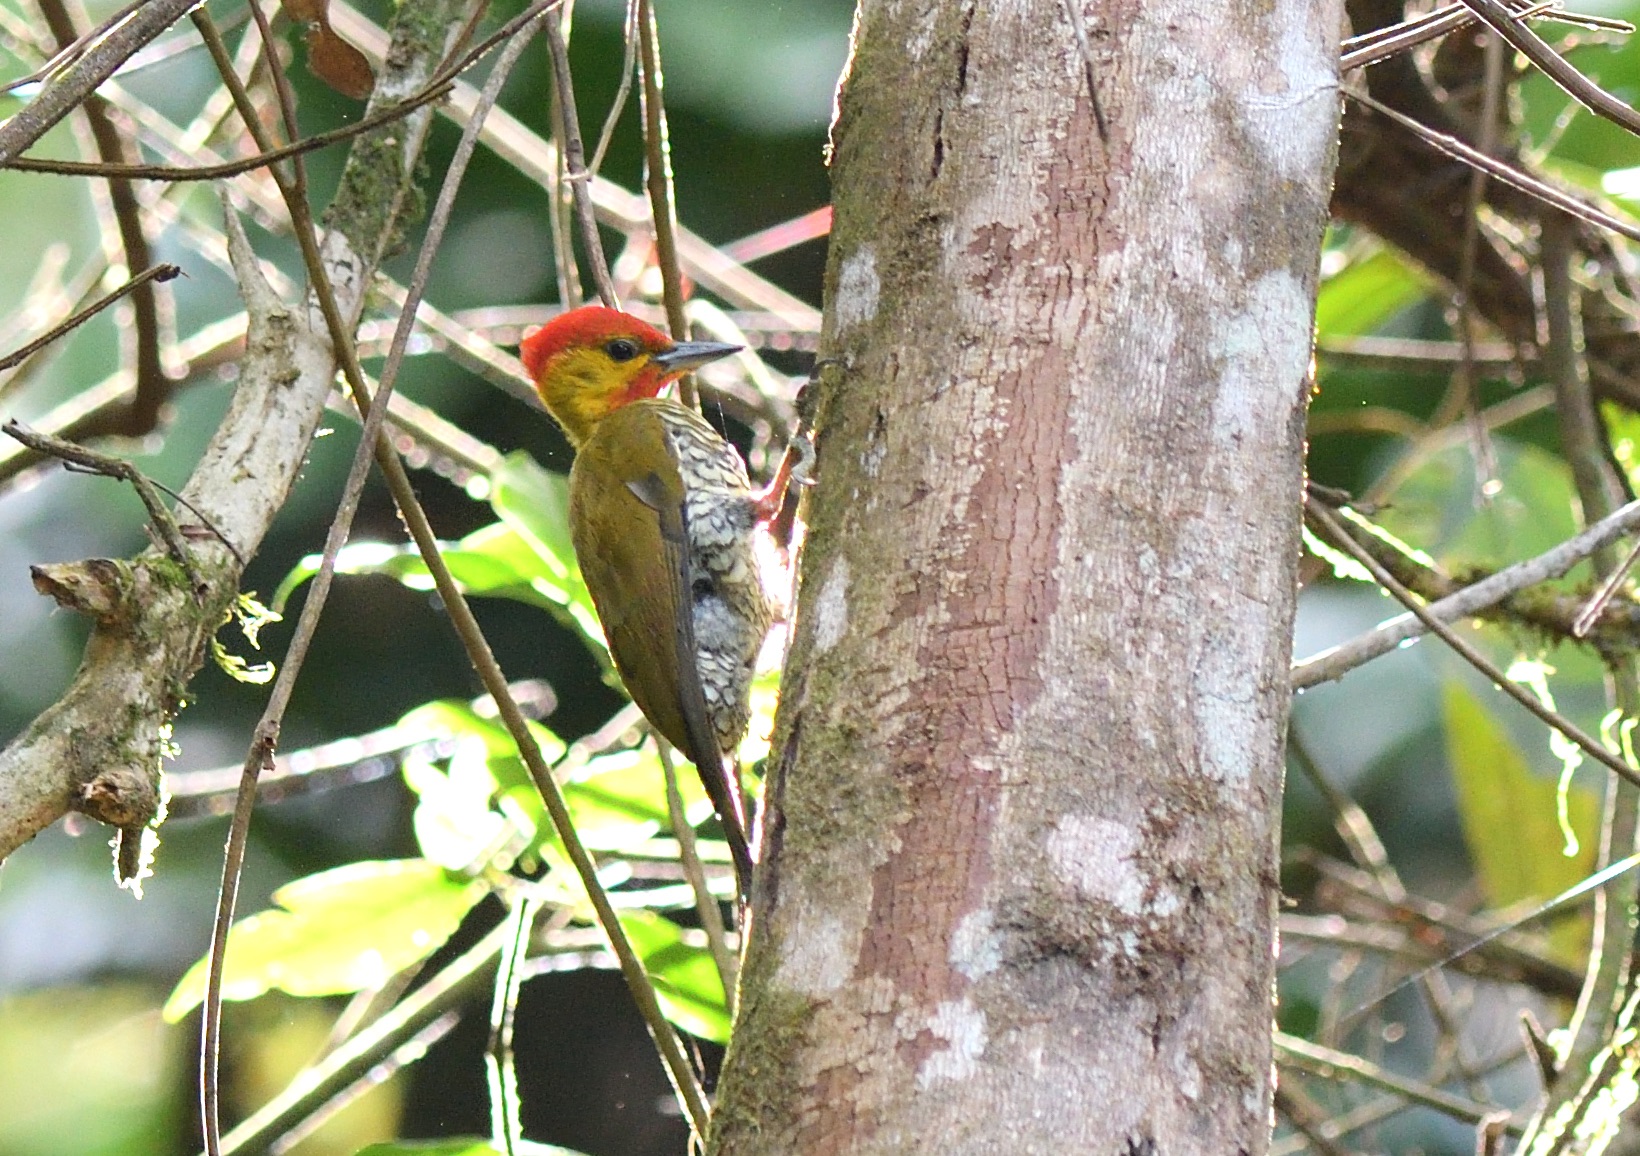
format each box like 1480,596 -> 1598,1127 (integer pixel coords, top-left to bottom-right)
711,1 -> 1343,1152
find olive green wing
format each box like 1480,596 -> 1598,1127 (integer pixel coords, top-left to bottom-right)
569,406 -> 752,891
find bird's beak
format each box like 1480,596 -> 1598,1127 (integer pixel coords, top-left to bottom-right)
651,340 -> 741,372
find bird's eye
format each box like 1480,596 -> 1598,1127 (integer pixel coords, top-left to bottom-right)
605,338 -> 642,362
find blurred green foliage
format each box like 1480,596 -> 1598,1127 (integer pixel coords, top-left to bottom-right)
11,0 -> 1640,1154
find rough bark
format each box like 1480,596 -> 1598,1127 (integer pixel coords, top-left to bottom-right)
712,2 -> 1343,1152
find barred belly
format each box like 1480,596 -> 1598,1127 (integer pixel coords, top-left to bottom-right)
662,410 -> 776,755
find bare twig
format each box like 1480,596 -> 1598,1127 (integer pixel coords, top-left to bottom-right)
1451,26 -> 1505,496
0,0 -> 143,93
485,897 -> 538,1155
1530,211 -> 1640,1130
637,0 -> 693,407
660,740 -> 737,1012
1273,1084 -> 1354,1156
1304,499 -> 1640,791
1460,0 -> 1640,138
1060,0 -> 1109,142
0,0 -> 199,164
194,8 -> 545,1148
543,12 -> 617,306
4,80 -> 458,180
1293,497 -> 1640,686
1274,1033 -> 1519,1132
1,419 -> 210,589
1348,90 -> 1640,246
1339,0 -> 1580,74
246,0 -> 711,1131
37,0 -> 174,434
325,0 -> 821,330
0,263 -> 179,372
214,916 -> 517,1155
587,0 -> 641,177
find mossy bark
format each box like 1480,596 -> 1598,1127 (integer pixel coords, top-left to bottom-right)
0,0 -> 471,878
712,2 -> 1345,1152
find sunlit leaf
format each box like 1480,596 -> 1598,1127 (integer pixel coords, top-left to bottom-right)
561,746 -> 712,853
406,750 -> 515,872
273,525 -> 566,615
399,699 -> 566,767
1315,248 -> 1427,338
1442,680 -> 1598,960
619,910 -> 730,1042
489,453 -> 605,650
399,700 -> 565,860
164,860 -> 487,1021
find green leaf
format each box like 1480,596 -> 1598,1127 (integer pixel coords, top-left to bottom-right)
273,524 -> 567,616
490,453 -> 576,575
398,700 -> 565,862
400,699 -> 566,767
1381,440 -> 1580,576
164,860 -> 487,1021
562,746 -> 712,853
619,910 -> 730,1042
1442,680 -> 1598,957
489,453 -> 605,650
1315,248 -> 1427,338
353,1141 -> 591,1156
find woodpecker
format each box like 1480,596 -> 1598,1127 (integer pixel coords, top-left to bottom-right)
521,305 -> 799,895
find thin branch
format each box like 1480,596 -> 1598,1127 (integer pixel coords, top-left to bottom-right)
1304,498 -> 1640,791
0,0 -> 198,164
1532,210 -> 1640,1126
1274,1033 -> 1520,1132
189,9 -> 323,1140
0,0 -> 143,93
1272,1084 -> 1354,1156
1339,0 -> 1582,74
2,419 -> 208,588
586,0 -> 641,177
195,9 -> 544,1148
1292,497 -> 1640,687
214,916 -> 516,1155
4,79 -> 458,180
1060,0 -> 1108,142
37,0 -> 173,433
1451,26 -> 1506,496
1348,89 -> 1640,246
0,263 -> 179,372
255,0 -> 711,1130
485,897 -> 537,1156
325,0 -> 821,330
660,740 -> 737,1013
543,12 -> 617,306
1289,736 -> 1402,901
636,0 -> 693,406
1461,0 -> 1640,138
1296,865 -> 1586,999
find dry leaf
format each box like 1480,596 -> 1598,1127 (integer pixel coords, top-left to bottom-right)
306,24 -> 374,100
278,0 -> 375,100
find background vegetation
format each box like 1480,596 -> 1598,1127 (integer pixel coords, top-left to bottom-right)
9,1 -> 1640,1153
